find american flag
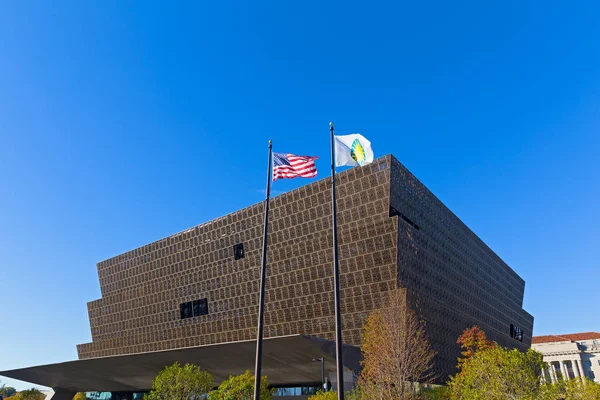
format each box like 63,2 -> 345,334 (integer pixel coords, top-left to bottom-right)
273,153 -> 318,181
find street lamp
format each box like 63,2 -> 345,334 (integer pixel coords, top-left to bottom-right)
312,357 -> 325,391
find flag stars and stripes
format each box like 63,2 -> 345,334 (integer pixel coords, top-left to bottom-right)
272,153 -> 318,181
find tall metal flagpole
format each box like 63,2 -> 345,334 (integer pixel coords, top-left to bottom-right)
254,140 -> 273,400
330,122 -> 345,399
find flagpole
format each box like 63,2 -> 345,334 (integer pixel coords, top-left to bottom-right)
330,122 -> 345,399
254,140 -> 273,400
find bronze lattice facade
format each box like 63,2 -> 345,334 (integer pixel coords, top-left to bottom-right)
77,155 -> 533,380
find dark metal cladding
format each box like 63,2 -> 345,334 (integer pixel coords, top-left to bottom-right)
77,155 -> 533,382
389,156 -> 533,379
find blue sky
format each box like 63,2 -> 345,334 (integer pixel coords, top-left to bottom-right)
1,0 -> 599,391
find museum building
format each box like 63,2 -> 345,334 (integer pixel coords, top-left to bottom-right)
1,155 -> 533,400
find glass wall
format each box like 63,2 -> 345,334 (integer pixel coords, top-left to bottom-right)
86,391 -> 149,400
86,385 -> 321,399
273,385 -> 321,396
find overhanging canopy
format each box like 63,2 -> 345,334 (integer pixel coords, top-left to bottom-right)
0,335 -> 360,393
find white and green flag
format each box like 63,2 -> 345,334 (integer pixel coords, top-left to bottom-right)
334,133 -> 374,167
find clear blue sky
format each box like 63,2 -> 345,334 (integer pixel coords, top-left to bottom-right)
1,0 -> 598,391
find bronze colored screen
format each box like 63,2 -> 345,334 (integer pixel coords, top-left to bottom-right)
77,155 -> 533,381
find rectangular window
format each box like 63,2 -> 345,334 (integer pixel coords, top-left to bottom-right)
234,243 -> 245,260
510,324 -> 523,341
180,299 -> 208,319
193,298 -> 208,316
180,301 -> 193,319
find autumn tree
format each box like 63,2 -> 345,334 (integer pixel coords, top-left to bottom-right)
145,362 -> 214,400
73,393 -> 87,400
448,347 -> 544,400
456,325 -> 496,370
357,289 -> 435,399
208,370 -> 273,400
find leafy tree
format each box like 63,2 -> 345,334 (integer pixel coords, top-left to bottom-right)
308,391 -> 337,400
448,347 -> 544,400
73,393 -> 87,400
145,362 -> 214,400
418,385 -> 450,399
456,326 -> 496,370
208,371 -> 273,400
448,326 -> 600,399
11,389 -> 45,400
357,289 -> 435,399
0,385 -> 17,397
538,378 -> 600,400
308,390 -> 361,400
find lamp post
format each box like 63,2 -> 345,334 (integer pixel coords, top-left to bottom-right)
313,357 -> 325,391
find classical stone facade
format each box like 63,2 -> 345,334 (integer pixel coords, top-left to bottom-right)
77,155 -> 533,380
533,332 -> 600,383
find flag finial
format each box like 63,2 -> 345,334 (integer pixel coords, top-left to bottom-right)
330,122 -> 334,129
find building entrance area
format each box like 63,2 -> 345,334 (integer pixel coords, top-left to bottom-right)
86,392 -> 148,400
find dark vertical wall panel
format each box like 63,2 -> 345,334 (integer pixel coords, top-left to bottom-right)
389,157 -> 533,379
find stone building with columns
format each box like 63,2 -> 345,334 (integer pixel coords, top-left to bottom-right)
532,332 -> 600,383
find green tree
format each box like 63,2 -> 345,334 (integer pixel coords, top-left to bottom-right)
418,385 -> 450,400
456,326 -> 496,370
145,362 -> 214,400
308,391 -> 337,400
448,347 -> 544,400
0,385 -> 17,397
12,389 -> 45,400
208,371 -> 273,400
308,390 -> 361,400
538,378 -> 600,400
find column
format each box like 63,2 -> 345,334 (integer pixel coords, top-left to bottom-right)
561,361 -> 570,380
546,366 -> 554,383
572,359 -> 581,379
574,359 -> 585,381
549,362 -> 558,383
558,361 -> 564,380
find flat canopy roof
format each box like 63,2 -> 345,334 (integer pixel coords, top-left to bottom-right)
0,335 -> 360,393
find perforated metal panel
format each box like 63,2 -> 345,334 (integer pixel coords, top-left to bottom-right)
77,155 -> 533,382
